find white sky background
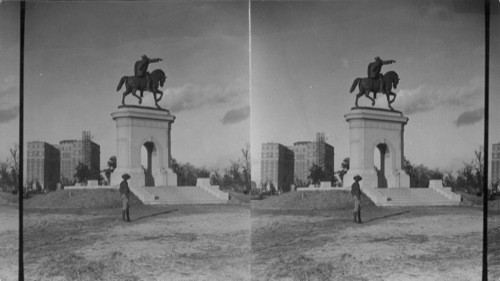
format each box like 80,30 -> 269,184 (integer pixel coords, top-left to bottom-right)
22,2 -> 249,177
0,2 -> 20,164
250,0 -> 485,184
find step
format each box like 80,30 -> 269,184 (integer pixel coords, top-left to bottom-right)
147,200 -> 228,205
132,185 -> 228,205
367,188 -> 461,206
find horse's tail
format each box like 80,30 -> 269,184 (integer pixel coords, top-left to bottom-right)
350,78 -> 361,93
116,76 -> 127,91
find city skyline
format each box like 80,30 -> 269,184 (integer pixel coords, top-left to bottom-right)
22,2 -> 249,178
251,0 -> 485,184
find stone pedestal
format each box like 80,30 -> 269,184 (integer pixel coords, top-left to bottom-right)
110,106 -> 177,187
343,107 -> 410,189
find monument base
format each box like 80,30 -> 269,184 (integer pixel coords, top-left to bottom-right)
344,170 -> 377,189
110,168 -> 145,187
344,107 -> 410,189
165,170 -> 178,186
110,168 -> 178,187
110,106 -> 177,187
344,169 -> 410,188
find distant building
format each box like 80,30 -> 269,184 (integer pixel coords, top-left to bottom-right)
261,143 -> 294,191
26,141 -> 60,191
289,133 -> 334,183
261,133 -> 335,189
59,132 -> 101,182
492,142 -> 500,188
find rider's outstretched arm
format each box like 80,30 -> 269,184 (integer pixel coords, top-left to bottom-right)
381,59 -> 396,65
148,58 -> 162,63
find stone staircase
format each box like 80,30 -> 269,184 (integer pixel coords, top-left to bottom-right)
129,185 -> 229,205
360,180 -> 461,207
361,182 -> 461,207
377,188 -> 459,206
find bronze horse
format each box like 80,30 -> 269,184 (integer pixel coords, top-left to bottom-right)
350,70 -> 400,110
116,69 -> 166,109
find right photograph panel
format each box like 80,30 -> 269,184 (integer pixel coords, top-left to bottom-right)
250,1 -> 484,280
488,0 -> 500,280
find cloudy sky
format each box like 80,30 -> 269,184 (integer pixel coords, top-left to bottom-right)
0,1 -> 20,164
251,0 -> 485,183
23,2 -> 249,176
1,0 -> 497,185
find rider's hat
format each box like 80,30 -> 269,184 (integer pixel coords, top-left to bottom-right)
374,56 -> 381,61
141,55 -> 148,60
122,173 -> 131,180
353,175 -> 362,181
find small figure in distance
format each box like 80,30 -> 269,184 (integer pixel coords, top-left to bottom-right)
120,173 -> 131,222
351,175 -> 363,224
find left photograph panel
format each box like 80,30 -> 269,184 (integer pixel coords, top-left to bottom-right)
23,2 -> 250,280
0,1 -> 20,280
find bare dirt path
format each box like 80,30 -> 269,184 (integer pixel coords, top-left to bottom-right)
489,210 -> 500,281
0,204 -> 19,281
24,204 -> 251,281
252,206 -> 482,281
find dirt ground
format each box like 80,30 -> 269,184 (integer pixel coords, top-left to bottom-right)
489,209 -> 500,281
0,204 -> 19,281
252,206 -> 483,281
24,204 -> 251,281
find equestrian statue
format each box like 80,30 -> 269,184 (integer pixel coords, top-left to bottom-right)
349,57 -> 399,110
116,55 -> 166,109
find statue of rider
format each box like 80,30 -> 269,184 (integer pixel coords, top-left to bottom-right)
367,56 -> 396,92
134,55 -> 162,92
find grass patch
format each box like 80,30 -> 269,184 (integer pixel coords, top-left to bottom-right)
252,190 -> 375,210
489,197 -> 500,211
227,190 -> 251,204
458,191 -> 483,207
23,189 -> 143,209
36,253 -> 106,281
0,191 -> 18,205
489,224 -> 500,280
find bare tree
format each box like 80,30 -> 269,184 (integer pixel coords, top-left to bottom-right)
0,145 -> 19,192
241,144 -> 251,193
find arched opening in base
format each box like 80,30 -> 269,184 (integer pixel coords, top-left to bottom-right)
141,142 -> 158,187
374,143 -> 389,188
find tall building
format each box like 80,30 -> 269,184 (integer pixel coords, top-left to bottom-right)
492,142 -> 500,187
261,143 -> 294,191
59,132 -> 101,182
26,141 -> 60,190
289,133 -> 334,183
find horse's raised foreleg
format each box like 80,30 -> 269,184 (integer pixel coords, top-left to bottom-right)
389,92 -> 397,103
153,90 -> 164,109
384,90 -> 395,110
156,90 -> 163,103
